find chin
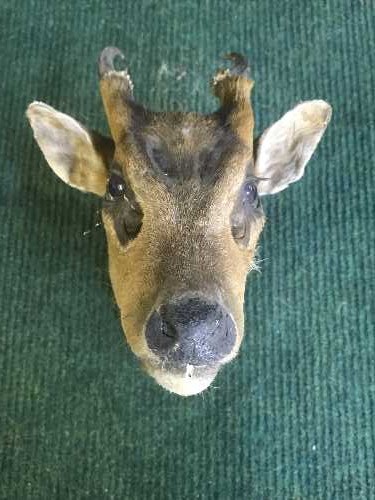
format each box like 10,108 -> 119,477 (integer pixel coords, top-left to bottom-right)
142,360 -> 220,396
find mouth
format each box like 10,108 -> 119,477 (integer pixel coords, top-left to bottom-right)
142,359 -> 220,396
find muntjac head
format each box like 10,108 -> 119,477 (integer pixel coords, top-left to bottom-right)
27,48 -> 331,396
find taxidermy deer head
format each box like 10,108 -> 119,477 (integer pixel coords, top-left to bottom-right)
27,48 -> 332,396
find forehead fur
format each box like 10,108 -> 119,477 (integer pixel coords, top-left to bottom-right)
120,108 -> 251,190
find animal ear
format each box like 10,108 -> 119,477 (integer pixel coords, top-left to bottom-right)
253,100 -> 332,195
26,102 -> 114,196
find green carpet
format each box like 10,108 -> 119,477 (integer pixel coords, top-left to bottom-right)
1,1 -> 374,498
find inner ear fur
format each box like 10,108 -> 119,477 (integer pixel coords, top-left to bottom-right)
27,102 -> 114,196
253,100 -> 332,195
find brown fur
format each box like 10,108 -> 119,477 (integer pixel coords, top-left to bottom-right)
98,64 -> 264,394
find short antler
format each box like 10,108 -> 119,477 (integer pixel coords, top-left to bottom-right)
212,53 -> 255,149
98,47 -> 134,142
98,46 -> 126,78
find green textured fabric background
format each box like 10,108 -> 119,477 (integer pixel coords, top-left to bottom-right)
1,1 -> 374,499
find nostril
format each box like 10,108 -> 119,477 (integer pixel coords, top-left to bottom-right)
160,318 -> 177,339
146,311 -> 178,353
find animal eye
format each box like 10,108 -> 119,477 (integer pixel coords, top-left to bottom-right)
103,170 -> 143,246
230,180 -> 262,246
243,182 -> 258,205
108,172 -> 126,198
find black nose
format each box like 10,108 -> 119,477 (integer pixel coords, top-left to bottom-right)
145,297 -> 236,366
